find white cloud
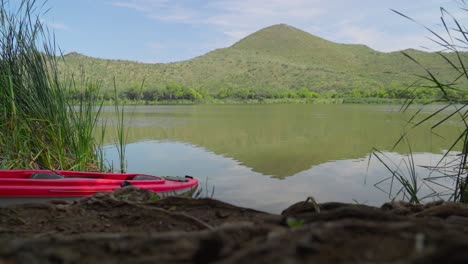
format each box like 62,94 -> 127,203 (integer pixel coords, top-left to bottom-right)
209,0 -> 325,20
48,22 -> 67,30
112,0 -> 169,11
220,30 -> 248,39
113,0 -> 200,24
331,26 -> 438,52
205,0 -> 326,40
112,0 -> 466,53
113,0 -> 325,34
40,19 -> 69,31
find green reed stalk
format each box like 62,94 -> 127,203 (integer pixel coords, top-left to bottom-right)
373,3 -> 468,203
371,143 -> 422,204
112,79 -> 144,173
0,0 -> 105,170
114,84 -> 128,173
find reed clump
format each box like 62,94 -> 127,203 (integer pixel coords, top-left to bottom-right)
0,0 -> 104,170
373,2 -> 468,203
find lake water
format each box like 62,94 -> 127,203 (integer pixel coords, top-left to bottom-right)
101,104 -> 461,213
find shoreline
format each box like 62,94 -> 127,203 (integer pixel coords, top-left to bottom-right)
0,187 -> 467,263
98,97 -> 434,106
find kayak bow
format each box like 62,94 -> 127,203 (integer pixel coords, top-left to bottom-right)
0,170 -> 198,198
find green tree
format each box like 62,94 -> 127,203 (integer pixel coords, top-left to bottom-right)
297,87 -> 314,98
165,83 -> 184,99
183,87 -> 202,100
142,87 -> 159,102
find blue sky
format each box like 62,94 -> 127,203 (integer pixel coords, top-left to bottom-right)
32,0 -> 462,62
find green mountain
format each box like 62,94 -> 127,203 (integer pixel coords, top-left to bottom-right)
58,24 -> 464,96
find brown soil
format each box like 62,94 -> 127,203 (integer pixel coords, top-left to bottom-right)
0,187 -> 468,263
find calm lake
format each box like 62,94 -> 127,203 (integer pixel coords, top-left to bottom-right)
102,104 -> 461,213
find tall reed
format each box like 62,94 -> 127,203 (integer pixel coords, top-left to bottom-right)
114,84 -> 128,173
0,0 -> 105,170
112,79 -> 144,173
374,2 -> 468,203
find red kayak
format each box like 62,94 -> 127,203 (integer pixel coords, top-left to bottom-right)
0,170 -> 198,198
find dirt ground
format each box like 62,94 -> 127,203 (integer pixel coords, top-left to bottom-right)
0,187 -> 468,263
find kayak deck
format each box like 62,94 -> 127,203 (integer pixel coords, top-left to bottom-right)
0,170 -> 198,197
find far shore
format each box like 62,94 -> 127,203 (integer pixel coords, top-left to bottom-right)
96,97 -> 437,106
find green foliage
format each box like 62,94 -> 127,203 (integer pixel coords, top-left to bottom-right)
58,24 -> 467,101
108,82 -> 443,102
149,193 -> 160,202
286,217 -> 305,228
142,87 -> 159,102
121,83 -> 142,100
297,87 -> 319,98
0,0 -> 105,170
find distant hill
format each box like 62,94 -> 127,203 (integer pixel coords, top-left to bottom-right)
58,24 -> 465,96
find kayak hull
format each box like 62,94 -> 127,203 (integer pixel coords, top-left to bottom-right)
0,170 -> 198,198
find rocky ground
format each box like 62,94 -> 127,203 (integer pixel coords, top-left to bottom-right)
0,187 -> 468,263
